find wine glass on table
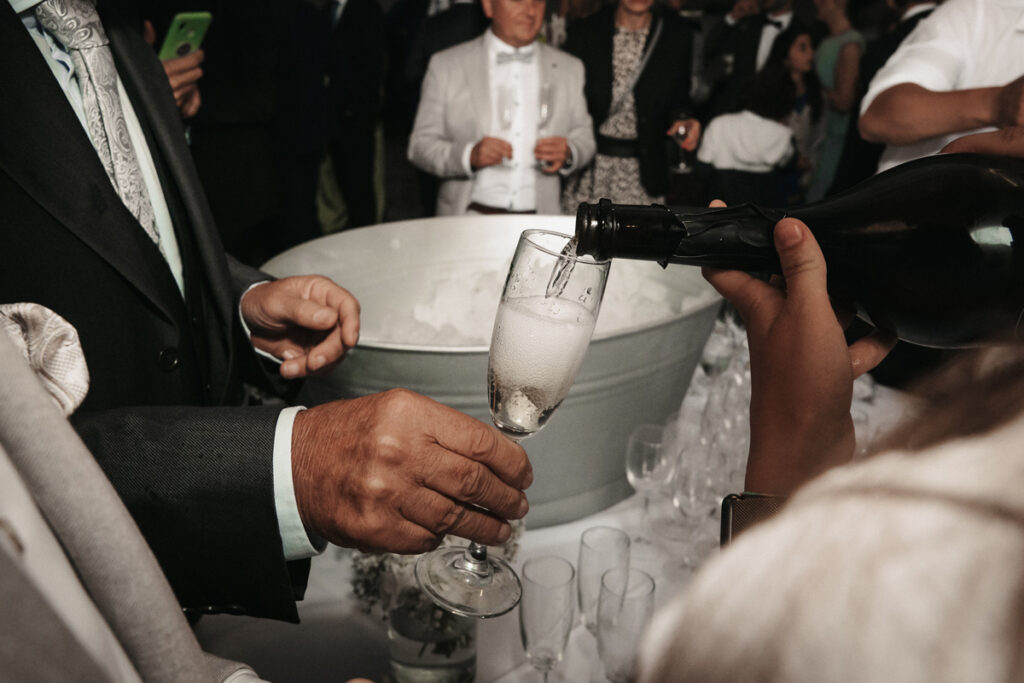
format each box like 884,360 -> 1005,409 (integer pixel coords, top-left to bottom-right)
415,229 -> 611,618
624,423 -> 673,545
520,555 -> 576,682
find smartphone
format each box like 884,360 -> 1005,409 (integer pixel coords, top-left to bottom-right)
157,12 -> 212,60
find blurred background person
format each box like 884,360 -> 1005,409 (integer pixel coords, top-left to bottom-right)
804,0 -> 862,201
561,0 -> 701,209
403,0 -> 488,216
858,0 -> 1024,174
763,23 -> 824,206
701,0 -> 797,121
827,0 -> 938,195
407,0 -> 595,215
696,64 -> 797,206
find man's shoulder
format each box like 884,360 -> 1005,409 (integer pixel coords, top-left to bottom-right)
540,42 -> 585,71
433,35 -> 484,62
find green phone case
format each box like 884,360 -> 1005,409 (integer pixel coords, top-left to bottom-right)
157,12 -> 212,61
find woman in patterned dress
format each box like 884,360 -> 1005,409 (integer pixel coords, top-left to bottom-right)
562,0 -> 701,210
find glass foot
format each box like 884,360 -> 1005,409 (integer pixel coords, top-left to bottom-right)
415,545 -> 522,618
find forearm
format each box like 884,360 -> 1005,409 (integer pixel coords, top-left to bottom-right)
859,83 -> 1000,145
745,400 -> 856,496
72,404 -> 306,621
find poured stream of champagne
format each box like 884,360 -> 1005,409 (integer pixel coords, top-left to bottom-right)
545,236 -> 578,298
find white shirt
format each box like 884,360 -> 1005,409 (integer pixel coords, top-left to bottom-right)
14,1 -> 319,561
697,110 -> 794,172
465,28 -> 540,211
861,0 -> 1024,172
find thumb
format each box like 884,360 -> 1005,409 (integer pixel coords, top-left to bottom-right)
774,218 -> 830,308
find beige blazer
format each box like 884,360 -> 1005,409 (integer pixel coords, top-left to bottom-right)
408,35 -> 595,215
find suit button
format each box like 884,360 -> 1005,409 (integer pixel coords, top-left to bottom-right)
158,347 -> 180,372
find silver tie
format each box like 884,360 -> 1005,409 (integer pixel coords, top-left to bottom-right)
35,0 -> 163,255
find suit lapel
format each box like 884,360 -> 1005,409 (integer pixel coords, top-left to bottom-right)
104,11 -> 235,345
466,35 -> 491,137
0,3 -> 179,324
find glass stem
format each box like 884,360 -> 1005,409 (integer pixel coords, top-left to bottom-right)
452,542 -> 492,579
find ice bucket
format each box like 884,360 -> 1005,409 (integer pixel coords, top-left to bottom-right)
262,215 -> 721,528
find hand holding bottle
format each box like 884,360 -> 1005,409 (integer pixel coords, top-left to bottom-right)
702,203 -> 895,496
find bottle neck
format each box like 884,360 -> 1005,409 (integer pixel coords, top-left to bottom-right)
575,199 -> 785,271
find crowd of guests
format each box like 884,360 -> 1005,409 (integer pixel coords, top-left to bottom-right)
136,0 -> 1023,266
6,0 -> 1024,680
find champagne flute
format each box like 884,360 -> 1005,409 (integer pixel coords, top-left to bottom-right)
498,84 -> 516,168
596,567 -> 655,683
416,229 -> 610,618
520,556 -> 576,682
536,83 -> 554,170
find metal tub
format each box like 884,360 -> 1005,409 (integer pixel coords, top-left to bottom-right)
262,215 -> 721,528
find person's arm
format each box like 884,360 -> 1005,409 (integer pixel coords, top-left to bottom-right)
824,41 -> 862,114
71,404 -> 306,622
702,205 -> 894,495
859,81 -> 1015,145
557,57 -> 595,173
408,53 -> 482,179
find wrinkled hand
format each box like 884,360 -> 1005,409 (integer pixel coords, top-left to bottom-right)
702,203 -> 894,495
241,275 -> 360,379
471,137 -> 513,169
163,49 -> 205,119
533,136 -> 570,173
994,74 -> 1024,129
666,118 -> 702,152
292,389 -> 533,553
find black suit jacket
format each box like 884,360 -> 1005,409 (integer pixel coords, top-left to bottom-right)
0,1 -> 307,622
828,7 -> 934,194
564,5 -> 694,198
701,12 -> 766,118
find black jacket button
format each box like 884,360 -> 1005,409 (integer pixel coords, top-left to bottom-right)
158,347 -> 181,372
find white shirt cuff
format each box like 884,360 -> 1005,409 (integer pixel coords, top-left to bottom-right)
461,142 -> 475,177
559,141 -> 579,176
274,406 -> 326,560
239,281 -> 281,365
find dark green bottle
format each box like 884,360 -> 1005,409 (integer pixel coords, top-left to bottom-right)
574,153 -> 1024,348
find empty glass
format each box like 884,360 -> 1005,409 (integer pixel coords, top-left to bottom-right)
520,556 -> 576,682
577,526 -> 630,634
596,567 -> 655,683
624,423 -> 673,544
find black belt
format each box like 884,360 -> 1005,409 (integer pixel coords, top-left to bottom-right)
596,134 -> 640,158
466,202 -> 537,215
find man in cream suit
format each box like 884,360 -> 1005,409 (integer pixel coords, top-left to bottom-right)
408,0 -> 595,215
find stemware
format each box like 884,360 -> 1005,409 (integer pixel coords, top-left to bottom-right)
498,85 -> 516,168
536,83 -> 555,170
596,567 -> 655,683
577,526 -> 631,634
519,556 -> 576,682
624,423 -> 673,544
416,230 -> 610,618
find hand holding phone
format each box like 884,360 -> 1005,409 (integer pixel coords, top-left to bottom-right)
157,13 -> 211,119
157,12 -> 212,60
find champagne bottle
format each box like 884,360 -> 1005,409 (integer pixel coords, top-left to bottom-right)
574,153 -> 1024,348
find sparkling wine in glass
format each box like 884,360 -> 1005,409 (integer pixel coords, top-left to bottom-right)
415,229 -> 610,618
